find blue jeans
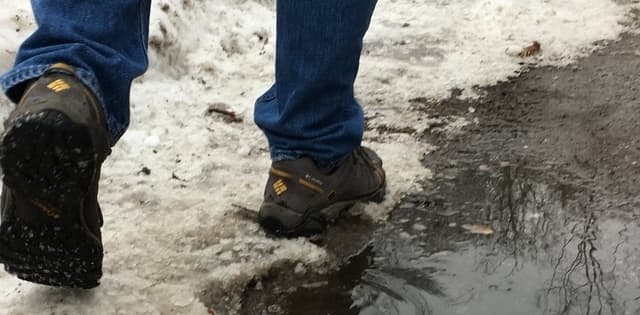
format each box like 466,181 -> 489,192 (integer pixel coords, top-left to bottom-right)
1,0 -> 377,166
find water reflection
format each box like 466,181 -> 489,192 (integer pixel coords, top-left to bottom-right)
542,213 -> 620,315
355,162 -> 640,315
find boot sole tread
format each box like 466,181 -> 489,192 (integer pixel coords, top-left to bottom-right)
0,110 -> 102,289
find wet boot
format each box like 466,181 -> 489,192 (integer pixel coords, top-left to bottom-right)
258,147 -> 386,237
0,64 -> 110,289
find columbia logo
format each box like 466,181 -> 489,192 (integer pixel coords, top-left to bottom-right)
47,79 -> 71,92
273,179 -> 288,196
31,200 -> 63,219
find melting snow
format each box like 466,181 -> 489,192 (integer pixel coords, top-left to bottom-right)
0,0 -> 637,313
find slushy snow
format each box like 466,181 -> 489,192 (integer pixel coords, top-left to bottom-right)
0,0 -> 637,314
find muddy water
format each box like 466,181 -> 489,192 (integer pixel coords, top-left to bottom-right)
238,34 -> 640,315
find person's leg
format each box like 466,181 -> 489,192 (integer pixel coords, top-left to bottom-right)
255,0 -> 377,167
2,0 -> 151,143
0,0 -> 151,289
255,0 -> 386,236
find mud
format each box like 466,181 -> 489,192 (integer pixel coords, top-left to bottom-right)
237,33 -> 640,315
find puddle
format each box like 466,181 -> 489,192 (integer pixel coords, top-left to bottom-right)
237,216 -> 378,315
353,162 -> 640,315
245,248 -> 369,315
243,161 -> 640,315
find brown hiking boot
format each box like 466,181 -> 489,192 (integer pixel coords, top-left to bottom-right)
0,64 -> 110,289
258,147 -> 386,237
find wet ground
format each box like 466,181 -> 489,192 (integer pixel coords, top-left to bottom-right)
235,33 -> 640,315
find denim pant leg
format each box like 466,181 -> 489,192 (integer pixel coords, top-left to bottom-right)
0,0 -> 151,144
254,0 -> 378,167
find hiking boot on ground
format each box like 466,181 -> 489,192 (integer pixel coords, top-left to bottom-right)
0,64 -> 110,289
258,147 -> 386,236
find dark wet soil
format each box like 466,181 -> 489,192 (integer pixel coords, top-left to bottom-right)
236,33 -> 640,315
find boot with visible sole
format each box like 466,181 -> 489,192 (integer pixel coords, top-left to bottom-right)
258,147 -> 386,237
0,64 -> 110,289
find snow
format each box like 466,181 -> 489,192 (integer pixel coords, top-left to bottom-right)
0,0 -> 637,313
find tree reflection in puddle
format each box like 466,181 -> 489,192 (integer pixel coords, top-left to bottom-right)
355,162 -> 640,315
